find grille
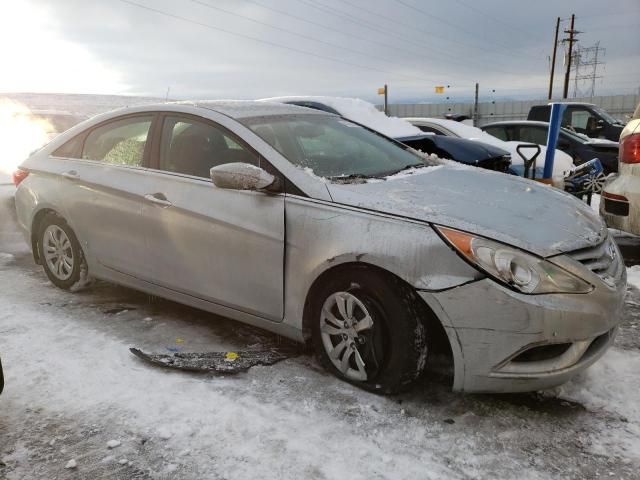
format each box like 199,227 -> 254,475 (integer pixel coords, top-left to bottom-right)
568,236 -> 622,282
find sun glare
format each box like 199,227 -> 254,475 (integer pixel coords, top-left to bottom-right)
0,99 -> 51,175
0,2 -> 127,94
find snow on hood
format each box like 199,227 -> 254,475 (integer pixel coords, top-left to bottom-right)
327,165 -> 606,257
259,96 -> 422,138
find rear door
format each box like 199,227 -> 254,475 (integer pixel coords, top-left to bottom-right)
52,114 -> 158,278
142,113 -> 285,321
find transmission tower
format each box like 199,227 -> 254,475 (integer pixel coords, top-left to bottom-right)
571,41 -> 605,99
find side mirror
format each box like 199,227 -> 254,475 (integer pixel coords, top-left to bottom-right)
210,162 -> 278,192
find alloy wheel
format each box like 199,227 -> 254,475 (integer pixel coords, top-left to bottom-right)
319,291 -> 378,381
42,225 -> 74,281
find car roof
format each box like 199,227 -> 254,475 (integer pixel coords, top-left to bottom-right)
531,102 -> 596,108
191,100 -> 329,118
115,100 -> 330,119
482,120 -> 550,127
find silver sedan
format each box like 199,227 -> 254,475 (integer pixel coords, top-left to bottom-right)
14,101 -> 626,393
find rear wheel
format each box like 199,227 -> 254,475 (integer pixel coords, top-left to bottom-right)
38,214 -> 87,290
311,268 -> 428,394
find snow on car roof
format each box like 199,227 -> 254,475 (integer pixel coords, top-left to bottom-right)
260,96 -> 422,138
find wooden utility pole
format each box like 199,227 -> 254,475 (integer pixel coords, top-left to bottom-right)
548,17 -> 560,100
562,14 -> 578,99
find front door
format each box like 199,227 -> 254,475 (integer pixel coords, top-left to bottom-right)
142,114 -> 285,321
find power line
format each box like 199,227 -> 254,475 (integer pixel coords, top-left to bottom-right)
390,0 -> 541,60
338,0 -> 541,67
451,0 -> 545,42
188,0 -> 441,75
238,0 -> 487,73
116,0 -> 444,84
297,0 -> 537,74
192,0 -> 518,78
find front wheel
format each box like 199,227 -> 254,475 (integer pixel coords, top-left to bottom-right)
311,269 -> 429,394
38,214 -> 88,290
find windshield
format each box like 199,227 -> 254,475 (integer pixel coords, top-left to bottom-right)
592,106 -> 620,124
242,114 -> 425,179
560,126 -> 590,144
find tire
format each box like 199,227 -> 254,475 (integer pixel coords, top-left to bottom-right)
37,214 -> 88,291
310,267 -> 428,394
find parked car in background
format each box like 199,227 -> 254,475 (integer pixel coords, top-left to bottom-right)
528,103 -> 625,142
481,120 -> 619,174
262,97 -> 511,172
405,117 -> 574,182
601,103 -> 640,234
13,101 -> 625,394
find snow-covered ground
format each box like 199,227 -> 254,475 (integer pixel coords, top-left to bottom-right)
1,184 -> 640,479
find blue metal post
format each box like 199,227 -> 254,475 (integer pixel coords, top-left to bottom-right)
543,103 -> 567,179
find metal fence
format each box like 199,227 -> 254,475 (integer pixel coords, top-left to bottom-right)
386,94 -> 640,126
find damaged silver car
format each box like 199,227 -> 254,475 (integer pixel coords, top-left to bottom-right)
14,101 -> 626,393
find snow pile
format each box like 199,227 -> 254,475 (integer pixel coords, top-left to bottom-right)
260,96 -> 422,138
626,265 -> 640,290
560,348 -> 640,424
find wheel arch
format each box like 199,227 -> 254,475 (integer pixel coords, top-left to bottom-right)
301,261 -> 454,374
30,207 -> 62,265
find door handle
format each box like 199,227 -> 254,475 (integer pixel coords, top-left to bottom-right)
61,170 -> 79,180
144,193 -> 173,208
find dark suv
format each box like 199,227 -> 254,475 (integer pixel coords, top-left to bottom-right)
528,103 -> 625,142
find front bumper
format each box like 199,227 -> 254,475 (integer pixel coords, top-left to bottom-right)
419,253 -> 626,393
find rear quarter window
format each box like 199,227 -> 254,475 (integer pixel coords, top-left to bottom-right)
82,116 -> 153,167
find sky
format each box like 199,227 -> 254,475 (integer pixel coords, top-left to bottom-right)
1,0 -> 639,103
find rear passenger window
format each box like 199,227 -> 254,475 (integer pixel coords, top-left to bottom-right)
82,116 -> 153,166
159,116 -> 259,178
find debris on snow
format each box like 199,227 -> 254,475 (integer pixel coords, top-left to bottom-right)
107,439 -> 121,449
65,459 -> 77,469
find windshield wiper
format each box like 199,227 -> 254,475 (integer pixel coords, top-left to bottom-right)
385,163 -> 427,177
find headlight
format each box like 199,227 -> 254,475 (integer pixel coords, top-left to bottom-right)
435,226 -> 593,294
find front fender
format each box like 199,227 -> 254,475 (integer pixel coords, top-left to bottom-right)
282,196 -> 481,335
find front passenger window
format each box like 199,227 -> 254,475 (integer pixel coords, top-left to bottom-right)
82,116 -> 153,166
159,116 -> 259,178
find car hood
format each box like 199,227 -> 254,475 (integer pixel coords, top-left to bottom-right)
327,165 -> 606,257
